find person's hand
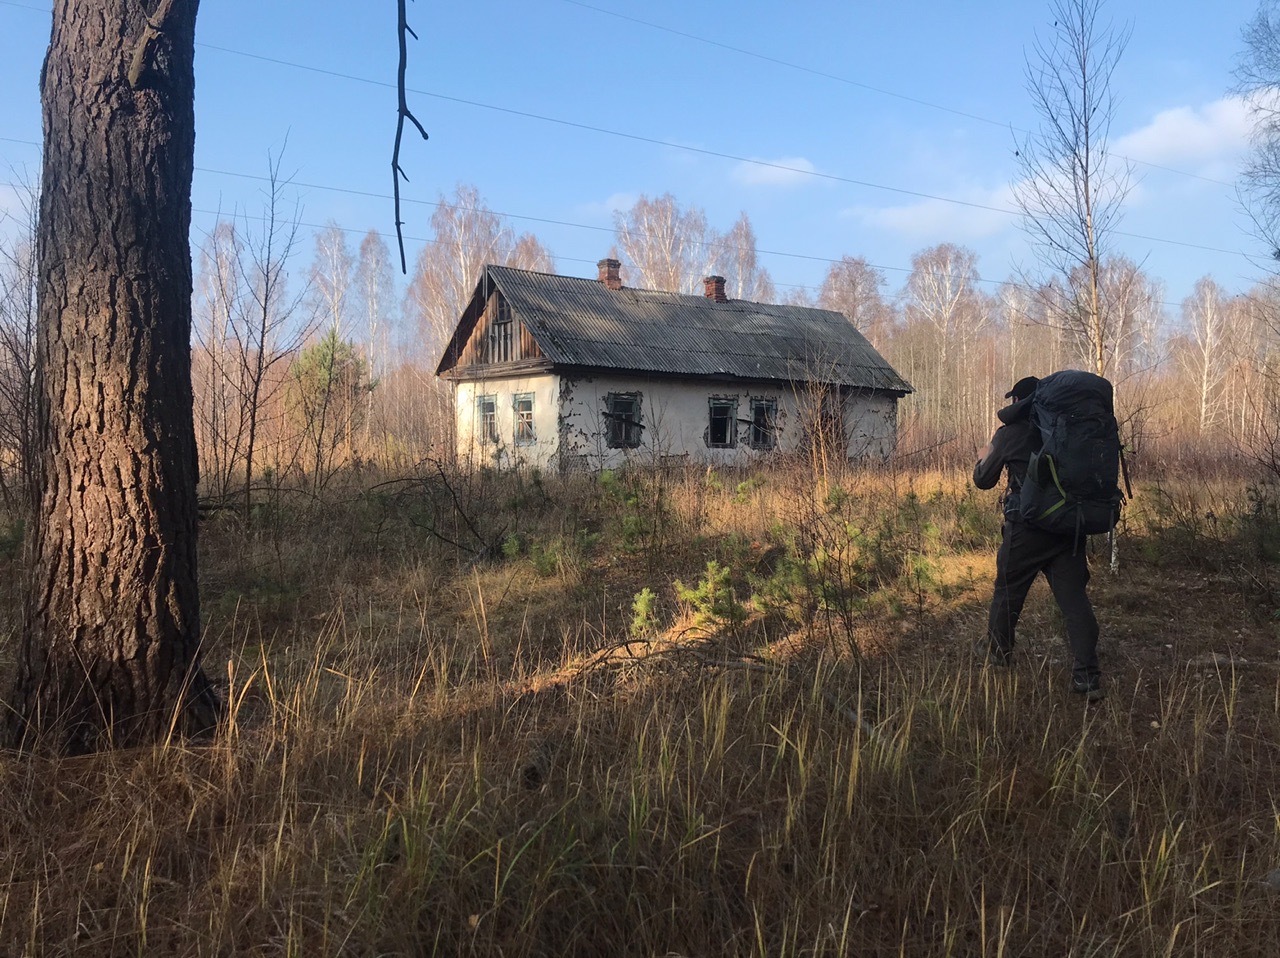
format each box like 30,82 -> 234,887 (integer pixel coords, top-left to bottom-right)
977,443 -> 993,462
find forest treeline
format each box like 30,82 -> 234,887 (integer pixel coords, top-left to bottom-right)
1,180 -> 1277,507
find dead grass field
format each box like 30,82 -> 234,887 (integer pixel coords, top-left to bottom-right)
1,461 -> 1278,956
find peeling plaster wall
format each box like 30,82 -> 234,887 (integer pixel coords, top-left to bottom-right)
845,393 -> 898,461
455,374 -> 561,470
557,374 -> 900,471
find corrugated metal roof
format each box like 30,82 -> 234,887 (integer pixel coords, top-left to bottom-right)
447,265 -> 912,393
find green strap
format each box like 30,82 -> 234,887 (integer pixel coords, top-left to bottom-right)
1039,455 -> 1069,519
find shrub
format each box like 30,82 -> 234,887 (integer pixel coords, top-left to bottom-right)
674,560 -> 745,632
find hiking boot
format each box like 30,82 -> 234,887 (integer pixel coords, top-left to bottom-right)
976,640 -> 1012,668
1071,677 -> 1106,703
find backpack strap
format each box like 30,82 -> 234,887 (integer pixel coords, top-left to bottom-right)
1118,444 -> 1133,500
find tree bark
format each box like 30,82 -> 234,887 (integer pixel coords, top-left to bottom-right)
10,0 -> 219,752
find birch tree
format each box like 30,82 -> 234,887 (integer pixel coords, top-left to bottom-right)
1181,277 -> 1231,436
193,221 -> 247,501
354,230 -> 395,462
232,164 -> 310,519
1236,1 -> 1280,254
903,244 -> 985,366
1014,0 -> 1132,378
406,184 -> 514,363
614,194 -> 719,294
402,185 -> 554,458
0,178 -> 38,506
716,212 -> 775,302
818,255 -> 892,345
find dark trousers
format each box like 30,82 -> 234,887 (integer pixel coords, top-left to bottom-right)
987,520 -> 1100,682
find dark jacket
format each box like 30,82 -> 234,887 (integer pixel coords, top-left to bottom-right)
973,395 -> 1040,516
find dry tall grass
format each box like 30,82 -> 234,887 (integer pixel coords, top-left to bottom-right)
1,461 -> 1278,956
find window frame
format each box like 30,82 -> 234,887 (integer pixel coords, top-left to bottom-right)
476,394 -> 498,446
604,392 -> 643,449
706,397 -> 738,449
513,392 -> 536,446
749,397 -> 778,451
486,297 -> 514,364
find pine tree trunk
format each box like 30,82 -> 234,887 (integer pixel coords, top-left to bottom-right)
10,0 -> 219,752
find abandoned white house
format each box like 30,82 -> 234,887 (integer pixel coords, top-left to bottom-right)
435,260 -> 913,470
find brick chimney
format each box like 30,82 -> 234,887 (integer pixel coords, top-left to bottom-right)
597,258 -> 622,291
703,275 -> 728,303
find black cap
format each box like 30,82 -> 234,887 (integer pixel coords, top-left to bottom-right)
1005,376 -> 1039,400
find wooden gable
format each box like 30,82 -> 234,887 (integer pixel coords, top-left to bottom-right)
454,290 -> 544,370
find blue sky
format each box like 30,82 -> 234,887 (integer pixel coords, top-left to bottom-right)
0,0 -> 1269,313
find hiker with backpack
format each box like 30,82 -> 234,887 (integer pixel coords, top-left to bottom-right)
973,371 -> 1126,703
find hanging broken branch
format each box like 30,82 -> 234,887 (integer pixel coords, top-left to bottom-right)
393,0 -> 429,274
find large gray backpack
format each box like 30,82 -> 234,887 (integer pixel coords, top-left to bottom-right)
1016,370 -> 1127,537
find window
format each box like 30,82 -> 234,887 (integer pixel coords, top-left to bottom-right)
605,392 -> 642,449
707,398 -> 737,448
750,398 -> 778,451
513,393 -> 535,445
486,297 -> 514,363
476,395 -> 498,445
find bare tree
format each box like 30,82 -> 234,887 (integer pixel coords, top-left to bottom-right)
402,184 -> 555,458
302,225 -> 358,485
191,155 -> 311,520
1180,277 -> 1232,437
614,193 -> 719,294
354,230 -> 395,462
1098,256 -> 1164,380
406,184 -> 513,364
903,244 -> 986,365
12,0 -> 219,751
818,255 -> 893,346
0,176 -> 39,507
899,244 -> 993,448
193,220 -> 247,502
716,212 -> 775,302
509,233 -> 556,274
356,230 -> 394,381
1014,0 -> 1133,377
289,327 -> 370,491
779,285 -> 816,307
1236,1 -> 1280,254
232,160 -> 311,518
311,223 -> 354,342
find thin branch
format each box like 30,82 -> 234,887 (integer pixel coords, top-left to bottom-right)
393,0 -> 429,274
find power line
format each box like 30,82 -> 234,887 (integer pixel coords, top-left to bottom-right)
0,11 -> 1250,256
0,0 -> 1240,191
186,205 -> 829,294
557,0 -> 1235,189
561,0 -> 1012,128
3,173 -> 1209,308
0,0 -> 1243,193
195,42 -> 1017,218
185,42 -> 1252,259
191,160 -> 1252,263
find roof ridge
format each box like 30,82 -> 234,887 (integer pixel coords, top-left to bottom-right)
464,263 -> 912,394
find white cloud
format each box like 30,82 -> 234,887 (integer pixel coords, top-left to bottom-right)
1113,96 -> 1252,170
853,96 -> 1252,242
731,156 -> 817,188
848,182 -> 1018,241
575,191 -> 637,219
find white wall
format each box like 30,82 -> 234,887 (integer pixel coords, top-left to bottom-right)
454,372 -> 900,471
558,374 -> 900,471
845,393 -> 898,461
455,373 -> 561,470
